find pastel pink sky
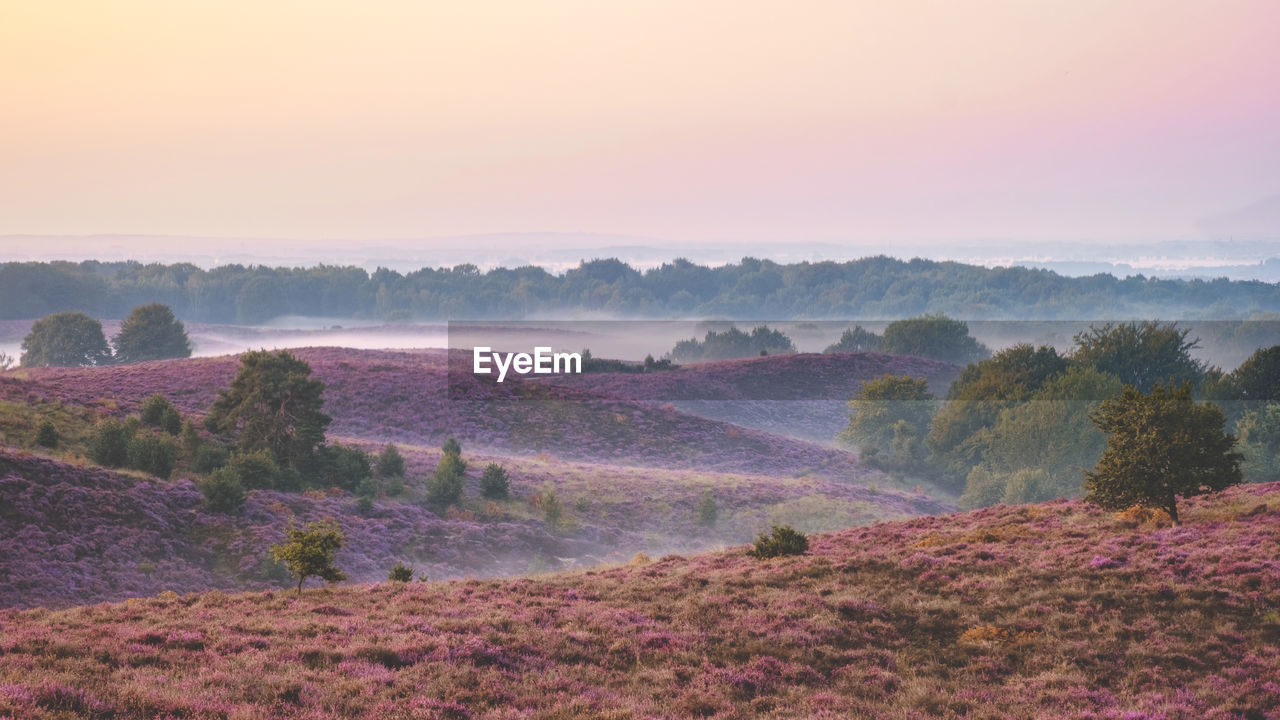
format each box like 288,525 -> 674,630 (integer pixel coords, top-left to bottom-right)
1,1 -> 1278,247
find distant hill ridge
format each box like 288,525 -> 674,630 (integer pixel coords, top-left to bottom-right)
3,255 -> 1279,321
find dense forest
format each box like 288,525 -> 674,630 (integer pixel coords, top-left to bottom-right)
2,256 -> 1279,322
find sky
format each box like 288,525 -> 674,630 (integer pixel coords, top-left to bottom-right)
1,1 -> 1278,253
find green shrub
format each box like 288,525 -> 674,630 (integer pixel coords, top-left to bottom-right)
320,443 -> 372,491
427,453 -> 465,506
200,467 -> 245,514
139,394 -> 181,434
35,420 -> 59,448
89,418 -> 135,468
479,463 -> 510,499
192,444 -> 230,474
542,487 -> 563,528
385,475 -> 405,496
749,525 -> 809,558
376,444 -> 405,479
696,493 -> 718,527
388,562 -> 414,582
127,432 -> 178,479
227,449 -> 281,490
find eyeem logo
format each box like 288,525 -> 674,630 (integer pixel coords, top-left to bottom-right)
473,346 -> 582,382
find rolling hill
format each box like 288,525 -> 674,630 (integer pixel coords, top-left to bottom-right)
14,347 -> 930,477
1,482 -> 1276,718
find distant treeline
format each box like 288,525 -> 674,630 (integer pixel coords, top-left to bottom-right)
2,256 -> 1279,322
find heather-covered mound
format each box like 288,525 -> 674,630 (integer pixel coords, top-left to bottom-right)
16,348 -> 880,476
0,447 -> 942,609
1,484 -> 1277,719
534,351 -> 960,441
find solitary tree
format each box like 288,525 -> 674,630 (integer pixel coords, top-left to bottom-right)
205,350 -> 331,470
112,303 -> 192,363
428,452 -> 465,506
376,443 -> 405,479
20,312 -> 112,367
479,463 -> 510,499
270,518 -> 347,596
1084,384 -> 1241,525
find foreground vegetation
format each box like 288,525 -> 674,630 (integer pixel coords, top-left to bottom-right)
1,482 -> 1277,719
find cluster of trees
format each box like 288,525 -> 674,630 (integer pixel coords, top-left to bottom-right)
5,257 -> 1279,323
669,326 -> 796,361
88,394 -> 188,479
824,315 -> 991,364
663,314 -> 990,365
194,350 -> 420,514
840,321 -> 1276,518
19,304 -> 191,367
426,436 -> 513,510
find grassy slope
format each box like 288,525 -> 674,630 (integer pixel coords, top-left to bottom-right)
1,483 -> 1277,719
0,444 -> 942,609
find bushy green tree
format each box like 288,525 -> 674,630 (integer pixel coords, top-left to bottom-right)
542,487 -> 563,528
127,433 -> 178,479
226,448 -> 281,490
199,467 -> 245,514
442,436 -> 462,458
388,562 -> 414,582
111,303 -> 191,363
270,518 -> 347,596
1071,321 -> 1204,393
696,493 -> 718,527
205,350 -> 330,470
880,314 -> 989,365
837,374 -> 935,470
1084,384 -> 1241,525
479,463 -> 510,499
139,393 -> 182,434
961,366 -> 1122,507
320,443 -> 372,491
179,419 -> 201,460
89,418 -> 135,467
824,325 -> 883,353
20,312 -> 112,367
427,453 -> 465,506
192,444 -> 230,474
376,443 -> 405,479
749,525 -> 808,558
35,420 -> 59,448
1236,403 -> 1280,482
928,344 -> 1070,488
1233,346 -> 1280,401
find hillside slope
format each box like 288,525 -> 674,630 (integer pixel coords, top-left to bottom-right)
0,447 -> 943,609
15,348 -> 882,477
2,483 -> 1277,718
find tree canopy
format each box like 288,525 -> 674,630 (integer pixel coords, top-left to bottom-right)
1084,384 -> 1241,524
879,314 -> 990,365
204,350 -> 331,471
1071,321 -> 1205,393
20,312 -> 112,367
837,374 -> 935,470
112,303 -> 192,363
